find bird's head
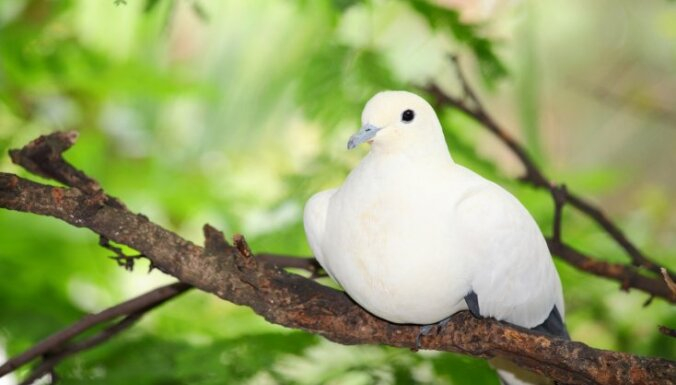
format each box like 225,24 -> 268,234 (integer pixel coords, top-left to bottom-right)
348,91 -> 446,156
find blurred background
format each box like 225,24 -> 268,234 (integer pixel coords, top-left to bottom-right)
0,0 -> 674,384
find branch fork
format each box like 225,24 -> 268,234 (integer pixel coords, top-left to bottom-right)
426,58 -> 675,303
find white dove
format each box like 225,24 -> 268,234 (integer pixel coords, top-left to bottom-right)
304,91 -> 567,385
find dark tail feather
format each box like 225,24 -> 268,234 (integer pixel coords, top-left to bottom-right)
532,305 -> 569,340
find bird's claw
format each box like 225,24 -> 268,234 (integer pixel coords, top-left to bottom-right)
436,316 -> 451,333
414,324 -> 436,351
414,316 -> 453,351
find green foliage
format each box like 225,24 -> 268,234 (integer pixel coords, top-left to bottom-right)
297,44 -> 399,125
52,334 -> 501,385
409,0 -> 508,87
58,333 -> 317,384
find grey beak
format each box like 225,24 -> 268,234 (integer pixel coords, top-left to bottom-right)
347,123 -> 381,150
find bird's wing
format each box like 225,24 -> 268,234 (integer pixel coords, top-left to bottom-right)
303,189 -> 337,272
454,179 -> 563,329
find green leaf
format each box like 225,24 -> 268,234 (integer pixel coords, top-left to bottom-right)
296,44 -> 400,126
144,0 -> 163,13
56,333 -> 319,385
409,0 -> 508,87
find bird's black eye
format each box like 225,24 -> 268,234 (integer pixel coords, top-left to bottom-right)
401,109 -> 415,123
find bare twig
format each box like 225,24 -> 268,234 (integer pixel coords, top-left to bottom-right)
551,184 -> 567,243
566,193 -> 668,276
425,57 -> 675,299
546,241 -> 674,301
233,234 -> 254,259
0,132 -> 674,385
0,282 -> 192,381
19,314 -> 143,385
8,131 -> 124,209
662,267 -> 676,296
0,252 -> 325,384
658,325 -> 676,339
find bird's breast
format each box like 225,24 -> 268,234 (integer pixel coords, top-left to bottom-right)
322,163 -> 471,324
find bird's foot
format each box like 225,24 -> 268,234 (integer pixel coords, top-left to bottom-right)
414,324 -> 435,351
436,316 -> 452,332
414,316 -> 453,351
413,290 -> 481,351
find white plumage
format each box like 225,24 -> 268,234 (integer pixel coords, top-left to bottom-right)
304,91 -> 565,371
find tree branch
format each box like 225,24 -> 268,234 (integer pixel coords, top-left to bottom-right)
424,57 -> 675,302
0,282 -> 191,383
1,133 -> 674,384
546,241 -> 674,300
0,249 -> 325,383
17,314 -> 143,385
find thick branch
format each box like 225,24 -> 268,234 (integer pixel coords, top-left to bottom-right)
0,133 -> 674,385
1,253 -> 322,383
547,241 -> 675,301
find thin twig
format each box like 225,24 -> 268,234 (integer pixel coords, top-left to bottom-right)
426,83 -> 549,187
565,194 -> 667,276
0,282 -> 191,379
546,241 -> 674,301
551,184 -> 567,243
425,58 -> 675,290
661,267 -> 676,296
19,314 -> 143,385
2,252 -> 323,384
658,325 -> 676,339
450,55 -> 483,109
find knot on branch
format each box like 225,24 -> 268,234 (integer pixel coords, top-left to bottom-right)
551,184 -> 568,205
203,225 -> 257,271
233,233 -> 257,270
203,224 -> 232,252
517,169 -> 549,189
201,225 -> 264,296
9,131 -> 125,209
